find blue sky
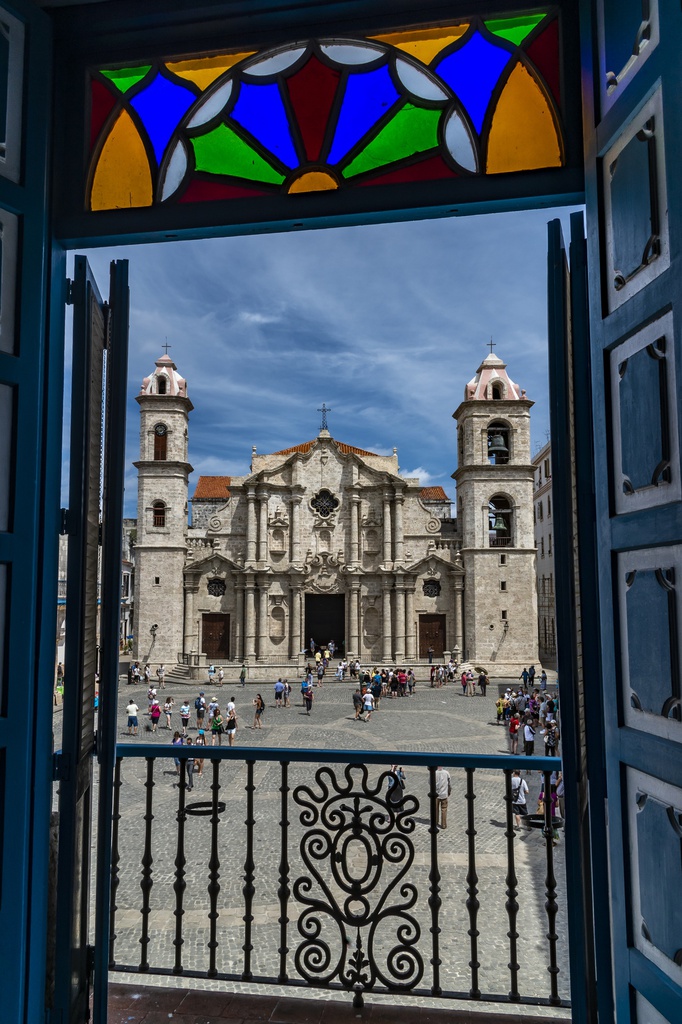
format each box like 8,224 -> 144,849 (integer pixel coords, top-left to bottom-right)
71,205 -> 581,518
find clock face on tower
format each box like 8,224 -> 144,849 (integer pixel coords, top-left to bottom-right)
154,423 -> 167,436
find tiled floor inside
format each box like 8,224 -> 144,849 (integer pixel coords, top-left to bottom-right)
108,983 -> 572,1024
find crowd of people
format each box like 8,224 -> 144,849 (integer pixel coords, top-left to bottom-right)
496,685 -> 561,758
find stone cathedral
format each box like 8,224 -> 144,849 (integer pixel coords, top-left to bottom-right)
132,351 -> 538,677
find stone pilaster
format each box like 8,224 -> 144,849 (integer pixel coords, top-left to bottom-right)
382,579 -> 392,662
245,576 -> 257,659
183,577 -> 199,655
405,585 -> 416,661
235,584 -> 245,661
394,577 -> 405,662
290,493 -> 302,564
454,573 -> 464,654
382,489 -> 392,565
349,582 -> 360,656
246,488 -> 257,563
394,492 -> 404,563
289,583 -> 302,659
257,489 -> 269,563
257,577 -> 270,659
350,494 -> 360,564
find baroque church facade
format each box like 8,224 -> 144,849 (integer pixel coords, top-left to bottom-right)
133,352 -> 538,676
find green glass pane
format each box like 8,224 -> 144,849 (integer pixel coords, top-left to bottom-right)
101,66 -> 152,93
484,14 -> 545,46
191,124 -> 286,184
343,103 -> 441,179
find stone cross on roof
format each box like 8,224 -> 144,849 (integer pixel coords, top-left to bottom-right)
487,337 -> 496,355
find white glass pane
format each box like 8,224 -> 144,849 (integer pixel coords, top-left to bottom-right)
243,47 -> 306,76
0,382 -> 13,531
0,9 -> 24,183
0,207 -> 17,353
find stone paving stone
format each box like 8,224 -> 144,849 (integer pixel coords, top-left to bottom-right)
270,996 -> 326,1023
178,990 -> 234,1015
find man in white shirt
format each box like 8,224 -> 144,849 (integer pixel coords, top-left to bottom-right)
511,769 -> 529,829
434,767 -> 451,830
126,700 -> 139,736
523,720 -> 536,756
362,690 -> 375,722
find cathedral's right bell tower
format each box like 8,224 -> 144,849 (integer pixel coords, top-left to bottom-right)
452,352 -> 538,670
133,353 -> 193,667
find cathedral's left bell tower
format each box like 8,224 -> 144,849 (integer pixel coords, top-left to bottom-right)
133,353 -> 193,667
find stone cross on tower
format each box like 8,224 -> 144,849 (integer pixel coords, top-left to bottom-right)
317,403 -> 331,432
487,337 -> 496,355
162,341 -> 172,355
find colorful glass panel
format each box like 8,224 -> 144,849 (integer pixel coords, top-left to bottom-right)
87,9 -> 565,211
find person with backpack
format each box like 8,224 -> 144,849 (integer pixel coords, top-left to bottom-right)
508,710 -> 520,754
510,770 -> 529,829
195,691 -> 206,730
386,766 -> 406,807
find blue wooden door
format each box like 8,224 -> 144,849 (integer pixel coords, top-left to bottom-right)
580,1 -> 682,1021
0,2 -> 60,1023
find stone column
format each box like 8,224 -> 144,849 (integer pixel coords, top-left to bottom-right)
349,582 -> 360,656
394,492 -> 404,563
246,488 -> 257,563
382,489 -> 392,565
257,489 -> 269,563
454,574 -> 464,654
183,579 -> 198,655
394,577 -> 405,662
290,494 -> 302,564
382,580 -> 392,662
405,586 -> 416,661
350,494 -> 360,563
257,578 -> 270,659
245,577 -> 257,659
235,584 -> 245,661
289,583 -> 301,659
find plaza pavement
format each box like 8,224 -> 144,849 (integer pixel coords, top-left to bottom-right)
96,674 -> 569,1016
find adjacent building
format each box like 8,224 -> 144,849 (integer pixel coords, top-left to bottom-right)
532,440 -> 556,664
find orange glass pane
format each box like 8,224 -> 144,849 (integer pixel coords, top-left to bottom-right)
90,110 -> 153,210
166,53 -> 255,90
486,62 -> 561,173
370,25 -> 468,66
288,170 -> 339,193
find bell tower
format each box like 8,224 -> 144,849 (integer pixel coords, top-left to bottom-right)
452,351 -> 538,671
133,352 -> 193,667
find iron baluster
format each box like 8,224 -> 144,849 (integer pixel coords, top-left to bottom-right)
278,760 -> 290,983
139,757 -> 155,971
542,770 -> 560,1005
172,756 -> 188,974
242,759 -> 256,980
503,770 -> 520,1001
465,767 -> 480,998
108,756 -> 122,968
207,758 -> 222,978
427,765 -> 442,996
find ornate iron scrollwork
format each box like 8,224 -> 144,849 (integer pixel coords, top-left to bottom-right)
292,764 -> 423,1006
423,579 -> 441,598
207,577 -> 226,597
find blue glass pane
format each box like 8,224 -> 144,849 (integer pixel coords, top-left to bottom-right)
436,31 -> 511,134
131,73 -> 196,165
230,81 -> 299,169
328,64 -> 400,165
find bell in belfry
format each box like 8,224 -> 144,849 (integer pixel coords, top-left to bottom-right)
488,433 -> 508,456
492,514 -> 508,531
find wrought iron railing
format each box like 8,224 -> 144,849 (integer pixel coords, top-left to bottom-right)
489,537 -> 513,547
110,746 -> 567,1010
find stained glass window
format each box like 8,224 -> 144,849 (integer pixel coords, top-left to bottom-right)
87,9 -> 565,211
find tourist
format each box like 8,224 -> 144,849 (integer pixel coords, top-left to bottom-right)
528,665 -> 536,686
362,688 -> 375,722
352,688 -> 363,720
156,663 -> 166,689
508,709 -> 520,754
303,686 -> 314,716
195,691 -> 206,730
180,699 -> 190,736
211,707 -> 223,746
544,720 -> 560,757
253,693 -> 265,729
194,734 -> 206,777
510,769 -> 529,829
207,696 -> 219,728
126,698 -> 139,736
519,667 -> 529,687
523,718 -> 536,757
239,663 -> 247,686
496,695 -> 505,725
461,670 -> 467,695
185,737 -> 195,790
144,663 -> 151,685
435,766 -> 451,829
171,731 -> 183,775
150,699 -> 161,732
540,669 -> 548,691
387,766 -> 406,807
478,670 -> 489,696
217,666 -> 224,686
225,705 -> 238,745
407,669 -> 416,696
274,678 -> 285,707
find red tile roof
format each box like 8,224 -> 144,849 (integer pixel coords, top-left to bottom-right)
271,439 -> 379,457
420,486 -> 450,501
192,476 -> 231,499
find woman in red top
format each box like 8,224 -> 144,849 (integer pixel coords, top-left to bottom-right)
508,711 -> 521,755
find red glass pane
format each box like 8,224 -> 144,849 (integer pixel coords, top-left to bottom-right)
179,179 -> 271,202
286,54 -> 341,161
91,78 -> 117,151
525,18 -> 560,106
357,154 -> 458,187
